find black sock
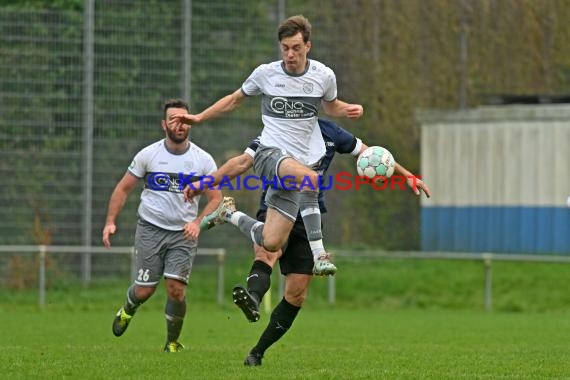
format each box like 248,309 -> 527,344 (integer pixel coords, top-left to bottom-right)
165,298 -> 187,343
250,298 -> 300,356
124,285 -> 144,315
247,260 -> 272,303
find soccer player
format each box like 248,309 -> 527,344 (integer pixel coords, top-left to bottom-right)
172,15 -> 364,277
102,99 -> 222,353
183,118 -> 431,365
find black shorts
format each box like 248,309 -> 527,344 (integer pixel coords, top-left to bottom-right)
257,210 -> 313,275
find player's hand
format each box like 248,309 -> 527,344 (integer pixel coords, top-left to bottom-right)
171,113 -> 201,125
183,183 -> 203,202
102,223 -> 116,248
183,220 -> 201,240
346,104 -> 364,119
407,176 -> 431,198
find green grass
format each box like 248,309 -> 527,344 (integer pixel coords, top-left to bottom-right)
2,256 -> 570,378
4,255 -> 570,312
1,306 -> 570,379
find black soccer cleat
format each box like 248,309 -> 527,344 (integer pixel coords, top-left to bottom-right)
232,285 -> 260,323
244,352 -> 263,366
112,307 -> 133,337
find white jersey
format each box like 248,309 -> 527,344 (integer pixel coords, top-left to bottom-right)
241,59 -> 337,166
128,139 -> 217,231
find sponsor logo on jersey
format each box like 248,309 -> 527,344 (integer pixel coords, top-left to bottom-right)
269,96 -> 318,119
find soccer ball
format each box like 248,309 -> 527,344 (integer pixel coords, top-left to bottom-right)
356,146 -> 396,180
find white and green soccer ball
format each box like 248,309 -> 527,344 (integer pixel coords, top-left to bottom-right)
356,146 -> 396,180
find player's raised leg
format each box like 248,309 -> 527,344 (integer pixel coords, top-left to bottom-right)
203,193 -> 296,254
232,244 -> 278,323
231,207 -> 293,322
199,196 -> 236,230
278,157 -> 336,276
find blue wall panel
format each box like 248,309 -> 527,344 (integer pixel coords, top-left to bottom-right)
554,208 -> 570,253
422,207 -> 570,254
536,209 -> 553,252
487,208 -> 504,252
453,208 -> 470,251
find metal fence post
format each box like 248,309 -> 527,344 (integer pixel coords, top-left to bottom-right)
483,253 -> 493,312
182,0 -> 192,101
38,245 -> 46,309
81,0 -> 95,287
130,247 -> 136,282
279,274 -> 285,299
216,250 -> 224,305
328,275 -> 336,305
264,287 -> 272,314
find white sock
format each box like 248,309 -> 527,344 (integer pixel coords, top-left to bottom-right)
229,211 -> 245,226
309,240 -> 326,260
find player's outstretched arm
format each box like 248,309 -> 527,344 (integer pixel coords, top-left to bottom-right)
172,89 -> 246,125
357,143 -> 369,155
183,153 -> 254,202
354,141 -> 431,198
394,163 -> 431,198
322,98 -> 363,119
183,188 -> 223,240
102,172 -> 139,248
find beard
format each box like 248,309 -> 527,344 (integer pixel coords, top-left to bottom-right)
166,127 -> 189,144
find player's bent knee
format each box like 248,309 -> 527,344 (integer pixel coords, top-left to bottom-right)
135,285 -> 157,300
165,279 -> 187,301
262,240 -> 281,252
167,287 -> 186,302
254,248 -> 279,266
285,293 -> 305,307
261,233 -> 287,252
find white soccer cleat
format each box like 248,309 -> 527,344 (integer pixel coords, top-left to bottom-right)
199,196 -> 236,230
312,253 -> 337,276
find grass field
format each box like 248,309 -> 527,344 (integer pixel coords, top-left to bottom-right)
2,256 -> 570,378
2,305 -> 570,379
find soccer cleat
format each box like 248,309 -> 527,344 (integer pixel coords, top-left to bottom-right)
232,285 -> 260,322
243,352 -> 263,366
199,196 -> 236,230
312,253 -> 337,276
163,341 -> 185,353
112,307 -> 133,337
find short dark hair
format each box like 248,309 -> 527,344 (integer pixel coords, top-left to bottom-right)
162,99 -> 189,119
278,15 -> 311,43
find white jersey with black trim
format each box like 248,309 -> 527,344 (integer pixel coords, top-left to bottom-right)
241,59 -> 337,166
128,139 -> 217,231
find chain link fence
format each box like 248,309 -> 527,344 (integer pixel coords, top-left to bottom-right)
1,0 -> 569,267
0,0 -> 285,252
